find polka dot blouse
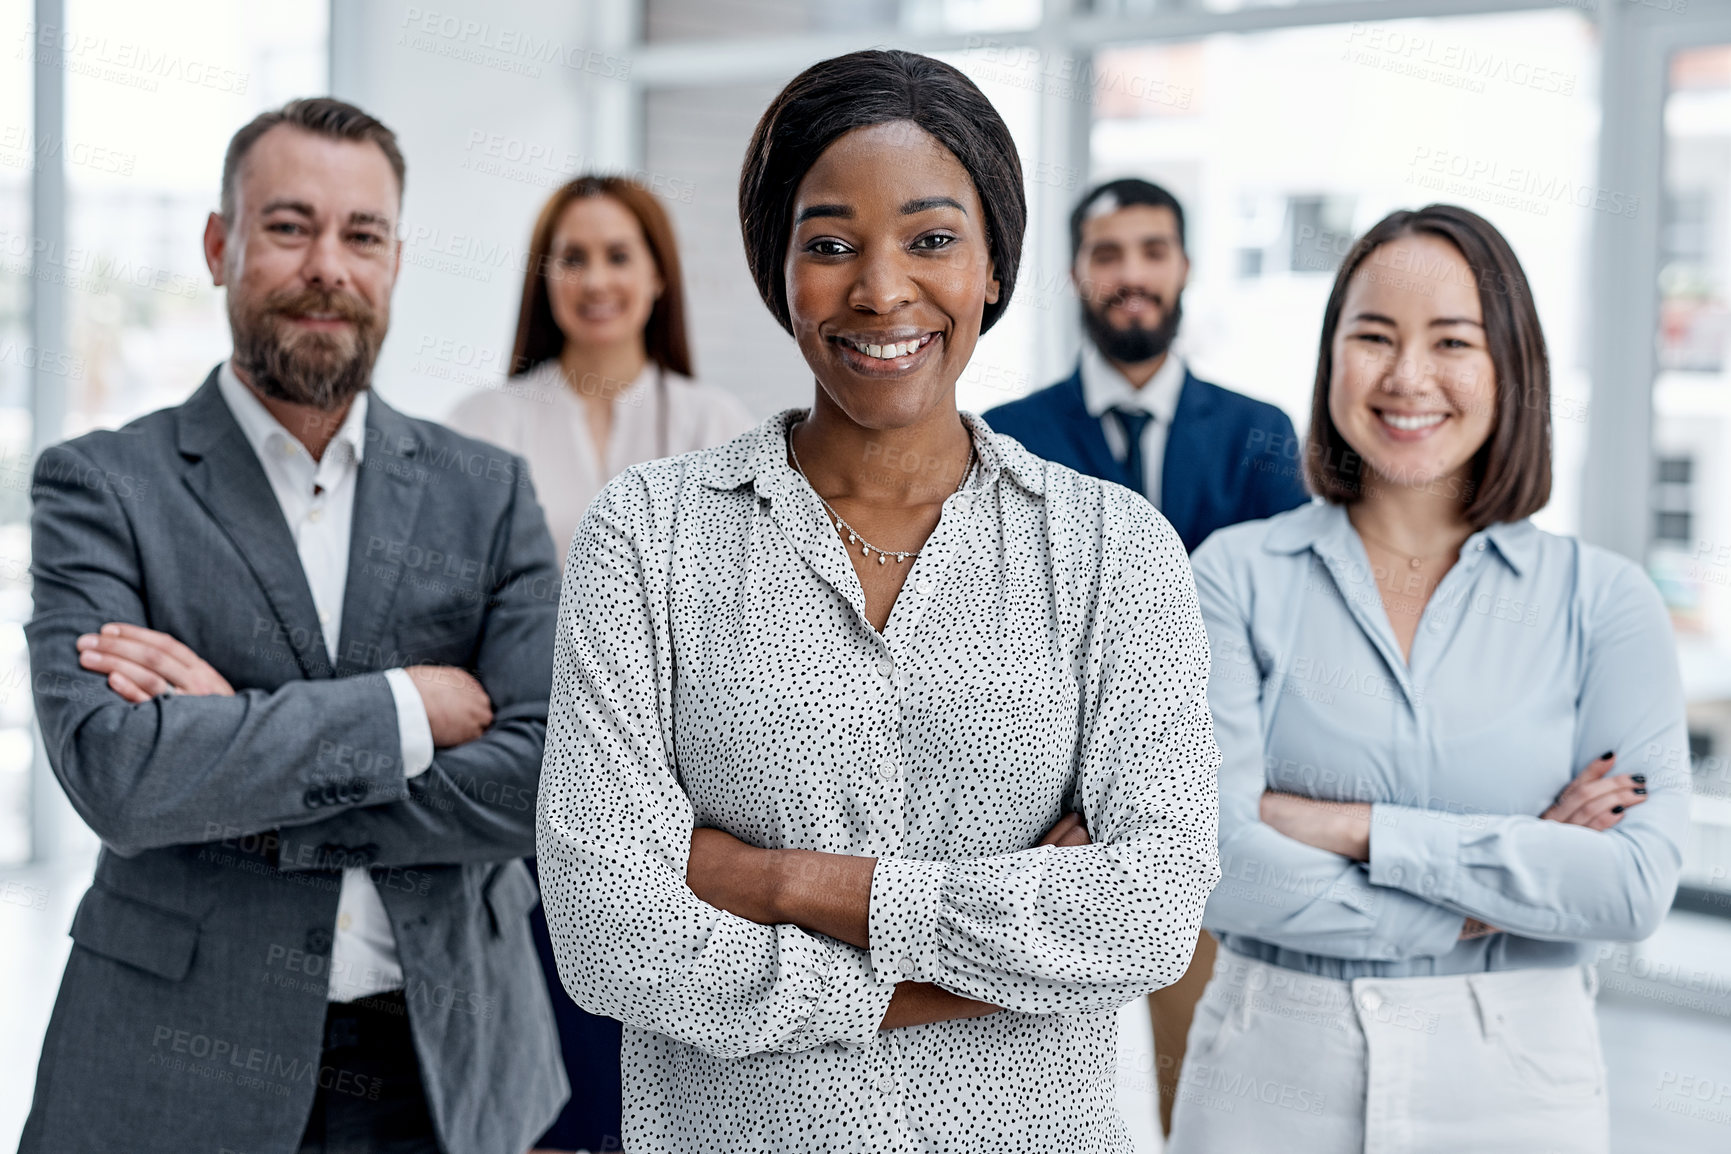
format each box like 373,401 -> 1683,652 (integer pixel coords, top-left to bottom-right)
536,408 -> 1222,1153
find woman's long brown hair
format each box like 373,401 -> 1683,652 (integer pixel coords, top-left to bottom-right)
509,175 -> 693,378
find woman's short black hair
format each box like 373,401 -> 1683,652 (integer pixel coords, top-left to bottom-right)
1306,203 -> 1552,527
738,49 -> 1026,335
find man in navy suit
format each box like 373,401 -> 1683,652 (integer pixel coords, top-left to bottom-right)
985,178 -> 1308,1136
983,178 -> 1308,553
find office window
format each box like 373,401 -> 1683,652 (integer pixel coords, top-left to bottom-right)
0,0 -> 31,863
645,0 -> 1039,44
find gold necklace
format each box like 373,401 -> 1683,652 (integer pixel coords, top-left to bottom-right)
786,416 -> 975,565
1350,518 -> 1462,571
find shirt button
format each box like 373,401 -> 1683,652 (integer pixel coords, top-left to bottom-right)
307,507 -> 323,523
877,758 -> 899,781
319,611 -> 331,625
1475,541 -> 1487,551
877,1071 -> 895,1093
897,956 -> 916,977
337,912 -> 353,931
1359,990 -> 1383,1013
876,657 -> 894,678
914,579 -> 930,595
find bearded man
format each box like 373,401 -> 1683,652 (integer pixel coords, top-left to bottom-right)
19,98 -> 566,1154
984,178 -> 1308,553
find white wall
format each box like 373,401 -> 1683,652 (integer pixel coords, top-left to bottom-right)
330,0 -> 606,423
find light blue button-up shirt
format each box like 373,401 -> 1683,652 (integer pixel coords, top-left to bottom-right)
1191,500 -> 1691,979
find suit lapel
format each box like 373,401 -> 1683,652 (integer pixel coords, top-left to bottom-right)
1160,371 -> 1214,549
175,371 -> 334,680
335,397 -> 425,676
1055,372 -> 1127,487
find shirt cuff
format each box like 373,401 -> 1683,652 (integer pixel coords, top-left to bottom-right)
1370,801 -> 1476,897
868,857 -> 947,985
382,668 -> 435,779
782,941 -> 897,1051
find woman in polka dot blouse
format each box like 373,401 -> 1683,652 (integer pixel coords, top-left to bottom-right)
536,49 -> 1222,1153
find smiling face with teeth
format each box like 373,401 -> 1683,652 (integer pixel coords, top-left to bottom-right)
205,124 -> 400,412
783,120 -> 999,431
1327,233 -> 1497,497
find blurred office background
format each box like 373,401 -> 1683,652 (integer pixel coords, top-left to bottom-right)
5,0 -> 1731,1149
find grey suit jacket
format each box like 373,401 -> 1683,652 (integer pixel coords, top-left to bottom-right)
20,369 -> 568,1154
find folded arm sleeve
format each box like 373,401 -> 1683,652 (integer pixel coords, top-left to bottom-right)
278,458 -> 560,869
1192,537 -> 1466,961
868,504 -> 1223,1014
25,443 -> 405,857
1368,561 -> 1690,942
535,475 -> 894,1059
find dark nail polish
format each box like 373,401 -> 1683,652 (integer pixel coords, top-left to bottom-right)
1601,751 -> 1614,761
1632,775 -> 1646,783
1611,805 -> 1624,813
1634,788 -> 1647,795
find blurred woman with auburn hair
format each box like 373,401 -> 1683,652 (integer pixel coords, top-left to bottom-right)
449,175 -> 750,1154
450,175 -> 751,568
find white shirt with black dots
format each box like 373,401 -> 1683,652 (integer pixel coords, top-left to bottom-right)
536,408 -> 1222,1153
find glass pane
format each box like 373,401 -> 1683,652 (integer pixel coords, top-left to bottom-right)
930,47 -> 1041,417
1090,12 -> 1597,537
0,1 -> 325,867
61,0 -> 327,439
644,0 -> 1040,44
0,0 -> 31,864
1085,0 -> 1390,12
1652,43 -> 1731,910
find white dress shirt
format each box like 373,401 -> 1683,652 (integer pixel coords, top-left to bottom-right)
537,409 -> 1222,1152
216,361 -> 436,1002
447,359 -> 754,567
1078,345 -> 1186,508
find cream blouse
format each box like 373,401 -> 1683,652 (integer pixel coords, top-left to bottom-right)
446,358 -> 754,563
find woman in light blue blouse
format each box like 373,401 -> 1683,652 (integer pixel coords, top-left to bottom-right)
1167,204 -> 1689,1154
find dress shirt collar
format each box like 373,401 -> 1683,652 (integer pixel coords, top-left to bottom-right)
217,358 -> 369,469
1261,500 -> 1538,577
696,407 -> 1047,500
1077,344 -> 1185,424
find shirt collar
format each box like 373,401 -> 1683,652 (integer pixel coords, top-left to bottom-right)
1262,500 -> 1538,576
217,358 -> 369,467
695,408 -> 1047,499
1077,344 -> 1186,423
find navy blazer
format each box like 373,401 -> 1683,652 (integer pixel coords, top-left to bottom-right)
983,366 -> 1310,553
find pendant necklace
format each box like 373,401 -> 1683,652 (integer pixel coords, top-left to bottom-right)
787,416 -> 974,565
1351,519 -> 1460,570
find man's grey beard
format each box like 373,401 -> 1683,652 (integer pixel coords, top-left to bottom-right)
228,284 -> 385,412
1081,291 -> 1183,366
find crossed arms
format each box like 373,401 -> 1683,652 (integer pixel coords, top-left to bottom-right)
26,440 -> 558,867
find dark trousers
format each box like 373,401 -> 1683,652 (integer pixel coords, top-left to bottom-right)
296,991 -> 441,1154
527,857 -> 625,1152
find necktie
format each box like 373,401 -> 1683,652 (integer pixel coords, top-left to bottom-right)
1108,406 -> 1152,499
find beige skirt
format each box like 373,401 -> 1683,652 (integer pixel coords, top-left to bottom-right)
1167,949 -> 1609,1154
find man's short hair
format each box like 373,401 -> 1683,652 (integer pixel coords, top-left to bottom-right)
220,97 -> 405,221
1069,178 -> 1186,261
